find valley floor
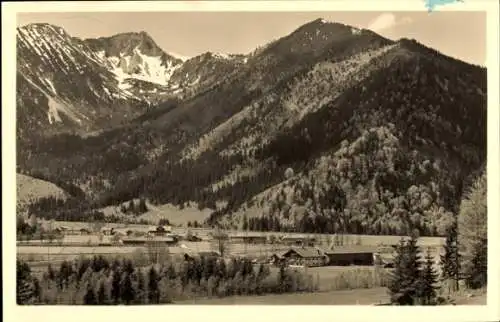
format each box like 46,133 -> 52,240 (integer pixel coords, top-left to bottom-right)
174,287 -> 487,305
175,287 -> 390,305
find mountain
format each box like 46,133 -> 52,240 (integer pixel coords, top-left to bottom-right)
17,19 -> 487,237
16,23 -> 247,146
16,23 -> 146,144
82,31 -> 183,100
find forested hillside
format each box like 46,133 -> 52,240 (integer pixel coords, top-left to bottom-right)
17,19 -> 486,236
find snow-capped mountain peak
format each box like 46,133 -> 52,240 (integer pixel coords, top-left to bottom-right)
83,32 -> 184,88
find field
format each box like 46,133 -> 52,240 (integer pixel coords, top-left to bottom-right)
16,174 -> 67,212
32,220 -> 446,246
17,221 -> 445,279
175,287 -> 487,305
175,287 -> 390,305
98,201 -> 213,226
16,222 -> 469,306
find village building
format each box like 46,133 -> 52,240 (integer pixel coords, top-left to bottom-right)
273,247 -> 328,267
324,245 -> 378,266
149,225 -> 172,236
100,227 -> 114,236
280,235 -> 316,247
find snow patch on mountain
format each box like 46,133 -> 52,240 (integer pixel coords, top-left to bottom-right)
47,97 -> 62,124
319,18 -> 334,24
351,27 -> 362,35
214,52 -> 231,59
43,78 -> 57,95
101,47 -> 182,88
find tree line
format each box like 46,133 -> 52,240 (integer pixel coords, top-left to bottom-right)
387,171 -> 487,305
17,254 -> 317,305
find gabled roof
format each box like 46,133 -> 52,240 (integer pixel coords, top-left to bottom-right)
281,247 -> 327,258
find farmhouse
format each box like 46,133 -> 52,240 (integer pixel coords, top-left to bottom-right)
149,225 -> 172,236
276,247 -> 328,267
324,245 -> 378,266
101,227 -> 114,236
280,235 -> 316,247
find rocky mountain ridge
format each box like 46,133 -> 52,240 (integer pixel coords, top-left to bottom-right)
17,19 -> 487,236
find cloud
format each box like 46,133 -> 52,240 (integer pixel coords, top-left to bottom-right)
367,13 -> 413,32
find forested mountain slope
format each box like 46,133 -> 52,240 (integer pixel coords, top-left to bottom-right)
17,19 -> 486,236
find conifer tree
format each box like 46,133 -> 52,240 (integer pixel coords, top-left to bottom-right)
388,232 -> 422,305
128,200 -> 135,214
97,280 -> 108,305
138,198 -> 148,213
148,266 -> 160,304
465,238 -> 487,289
417,248 -> 439,305
17,260 -> 34,305
440,221 -> 461,291
121,273 -> 135,305
111,270 -> 121,304
136,269 -> 146,304
84,284 -> 97,305
242,214 -> 249,231
47,264 -> 56,280
388,238 -> 410,304
32,277 -> 41,303
278,263 -> 287,293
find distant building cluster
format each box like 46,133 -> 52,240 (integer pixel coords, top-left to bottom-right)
268,245 -> 393,268
24,223 -> 397,268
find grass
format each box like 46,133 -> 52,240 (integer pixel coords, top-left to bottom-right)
97,200 -> 213,226
16,173 -> 67,212
31,220 -> 445,245
175,287 -> 390,305
306,266 -> 389,291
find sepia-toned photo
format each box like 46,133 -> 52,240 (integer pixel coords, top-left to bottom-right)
3,1 -> 499,319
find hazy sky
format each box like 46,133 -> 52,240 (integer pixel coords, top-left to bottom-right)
17,11 -> 486,65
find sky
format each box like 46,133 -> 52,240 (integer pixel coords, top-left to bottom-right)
17,11 -> 486,65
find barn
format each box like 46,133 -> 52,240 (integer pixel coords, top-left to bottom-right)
324,245 -> 378,266
149,225 -> 172,236
278,247 -> 328,267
